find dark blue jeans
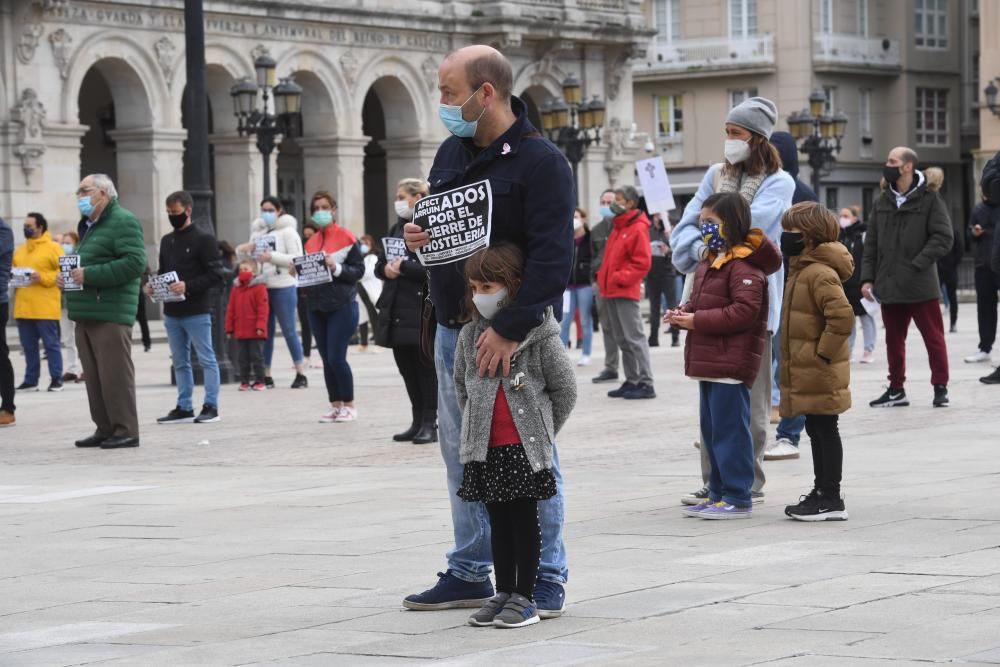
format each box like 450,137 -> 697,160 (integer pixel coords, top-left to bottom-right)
16,318 -> 62,385
776,415 -> 807,446
309,302 -> 359,403
699,381 -> 754,507
265,286 -> 304,368
0,303 -> 14,412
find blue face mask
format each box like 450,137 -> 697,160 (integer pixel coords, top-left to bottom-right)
439,86 -> 486,138
78,196 -> 95,218
599,206 -> 614,219
360,243 -> 370,255
62,243 -> 74,254
261,211 -> 277,227
699,220 -> 727,252
312,210 -> 333,227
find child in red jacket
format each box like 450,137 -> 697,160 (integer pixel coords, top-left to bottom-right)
226,260 -> 270,391
666,192 -> 782,519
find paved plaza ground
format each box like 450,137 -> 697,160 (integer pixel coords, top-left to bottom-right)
1,308 -> 999,666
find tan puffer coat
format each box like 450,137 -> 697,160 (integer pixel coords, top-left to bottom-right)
778,242 -> 856,417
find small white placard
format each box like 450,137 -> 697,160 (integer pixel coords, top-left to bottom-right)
149,271 -> 186,303
636,156 -> 676,216
292,252 -> 333,287
59,255 -> 82,291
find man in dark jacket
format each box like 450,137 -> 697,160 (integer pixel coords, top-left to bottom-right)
148,191 -> 226,425
977,150 -> 1000,384
590,188 -> 621,382
403,45 -> 574,617
0,216 -> 15,426
861,147 -> 953,407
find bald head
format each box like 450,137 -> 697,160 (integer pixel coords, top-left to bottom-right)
888,146 -> 918,168
442,45 -> 512,102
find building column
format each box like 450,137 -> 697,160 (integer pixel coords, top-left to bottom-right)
108,128 -> 186,244
299,135 -> 368,237
210,133 -> 263,247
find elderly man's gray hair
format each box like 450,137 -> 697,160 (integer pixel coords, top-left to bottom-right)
89,173 -> 118,200
614,185 -> 640,203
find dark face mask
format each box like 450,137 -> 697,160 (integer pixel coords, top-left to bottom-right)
23,226 -> 35,239
168,212 -> 189,230
780,231 -> 806,257
883,165 -> 902,185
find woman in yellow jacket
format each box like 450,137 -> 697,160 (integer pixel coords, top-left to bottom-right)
13,213 -> 64,391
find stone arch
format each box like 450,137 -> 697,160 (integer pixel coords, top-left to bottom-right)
275,48 -> 349,136
355,55 -> 430,136
512,61 -> 566,105
520,84 -> 556,130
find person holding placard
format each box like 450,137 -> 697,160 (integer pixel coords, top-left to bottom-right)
355,234 -> 382,353
0,215 -> 15,427
303,191 -> 366,423
148,191 -> 226,425
375,177 -> 438,444
13,212 -> 65,392
57,231 -> 83,382
236,196 -> 307,389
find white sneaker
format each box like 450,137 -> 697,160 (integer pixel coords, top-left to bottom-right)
860,351 -> 875,364
577,355 -> 591,366
334,406 -> 357,422
319,408 -> 342,423
965,350 -> 991,364
763,437 -> 800,461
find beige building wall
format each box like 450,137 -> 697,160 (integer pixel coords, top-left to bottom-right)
976,0 -> 1000,177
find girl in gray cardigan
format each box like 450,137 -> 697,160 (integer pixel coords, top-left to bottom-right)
455,244 -> 577,629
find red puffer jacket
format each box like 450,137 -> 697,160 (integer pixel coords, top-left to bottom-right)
597,209 -> 652,300
225,279 -> 269,340
683,231 -> 782,386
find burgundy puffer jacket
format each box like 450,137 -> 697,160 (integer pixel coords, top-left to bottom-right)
683,232 -> 782,386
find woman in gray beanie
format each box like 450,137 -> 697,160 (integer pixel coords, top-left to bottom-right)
667,95 -> 795,507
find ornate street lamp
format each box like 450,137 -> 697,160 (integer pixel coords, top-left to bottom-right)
785,89 -> 848,194
542,76 -> 606,204
983,79 -> 1000,117
231,55 -> 303,197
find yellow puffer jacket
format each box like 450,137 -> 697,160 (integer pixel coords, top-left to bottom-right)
13,231 -> 64,320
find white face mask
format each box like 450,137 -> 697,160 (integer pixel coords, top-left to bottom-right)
573,216 -> 584,230
839,216 -> 853,229
472,287 -> 508,320
724,139 -> 752,165
394,199 -> 414,220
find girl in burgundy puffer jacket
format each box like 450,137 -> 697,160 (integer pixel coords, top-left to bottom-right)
666,192 -> 782,520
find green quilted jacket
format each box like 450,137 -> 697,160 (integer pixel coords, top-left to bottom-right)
66,199 -> 147,326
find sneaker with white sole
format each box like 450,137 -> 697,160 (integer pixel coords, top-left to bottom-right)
577,355 -> 591,367
493,593 -> 540,628
965,350 -> 992,364
335,406 -> 358,422
468,593 -> 510,627
319,408 -> 342,423
680,486 -> 710,506
870,387 -> 908,407
698,501 -> 752,520
681,499 -> 717,517
860,350 -> 875,364
763,437 -> 800,461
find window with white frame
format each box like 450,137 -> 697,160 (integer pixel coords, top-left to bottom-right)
655,95 -> 683,139
857,0 -> 868,36
729,88 -> 758,108
654,0 -> 681,44
915,88 -> 948,146
858,89 -> 872,136
730,0 -> 758,38
915,0 -> 948,49
823,86 -> 837,115
820,0 -> 834,34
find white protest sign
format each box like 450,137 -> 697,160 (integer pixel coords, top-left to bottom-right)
59,255 -> 82,291
383,237 -> 409,262
10,267 -> 35,288
414,180 -> 492,267
149,271 -> 186,303
636,156 -> 676,216
293,252 -> 333,287
255,234 -> 277,258
862,294 -> 880,318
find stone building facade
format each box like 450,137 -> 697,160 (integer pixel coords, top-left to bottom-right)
0,0 -> 650,251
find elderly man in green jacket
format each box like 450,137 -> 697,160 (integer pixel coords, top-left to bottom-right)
60,173 -> 147,449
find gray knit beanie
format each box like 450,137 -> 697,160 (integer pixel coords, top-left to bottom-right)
726,97 -> 778,139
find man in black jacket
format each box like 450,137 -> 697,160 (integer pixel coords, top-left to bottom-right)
403,45 -> 574,618
978,150 -> 1000,384
148,191 -> 226,424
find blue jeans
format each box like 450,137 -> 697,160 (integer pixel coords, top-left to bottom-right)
16,319 -> 62,385
560,285 -> 593,356
436,324 -> 568,584
265,286 -> 304,368
699,381 -> 754,507
776,415 -> 806,446
164,314 -> 220,411
309,302 -> 358,402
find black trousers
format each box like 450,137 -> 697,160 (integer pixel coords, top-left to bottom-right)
486,498 -> 541,599
646,273 -> 678,342
974,266 -> 999,354
392,345 -> 437,412
0,302 -> 15,413
135,297 -> 151,349
804,414 -> 843,498
940,269 -> 958,328
237,339 -> 265,384
297,294 -> 313,359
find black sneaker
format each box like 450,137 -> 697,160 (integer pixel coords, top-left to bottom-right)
648,338 -> 659,348
194,404 -> 221,423
16,382 -> 38,391
981,367 -> 1000,385
623,382 -> 656,399
607,381 -> 637,398
591,369 -> 619,384
785,489 -> 848,521
156,407 -> 196,424
869,387 -> 908,408
932,384 -> 949,407
290,373 -> 308,389
264,376 -> 275,389
402,570 -> 494,610
47,380 -> 64,392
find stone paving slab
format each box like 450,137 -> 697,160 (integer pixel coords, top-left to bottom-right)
1,308 -> 999,664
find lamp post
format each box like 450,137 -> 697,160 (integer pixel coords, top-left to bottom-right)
230,58 -> 303,197
785,88 -> 848,195
539,75 -> 606,204
983,79 -> 1000,117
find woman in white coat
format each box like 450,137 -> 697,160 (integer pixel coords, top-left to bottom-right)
355,234 -> 382,352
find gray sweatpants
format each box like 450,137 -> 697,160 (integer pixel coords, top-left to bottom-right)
595,291 -> 620,374
604,297 -> 653,386
700,332 -> 771,493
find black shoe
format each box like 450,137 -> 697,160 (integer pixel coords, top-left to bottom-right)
869,387 -> 908,408
264,376 -> 275,389
981,367 -> 1000,385
648,337 -> 659,348
157,407 -> 196,424
290,373 -> 308,389
47,380 -> 64,392
75,433 -> 109,448
785,489 -> 847,521
412,411 -> 438,445
949,325 -> 957,334
195,404 -> 220,423
144,344 -> 151,352
671,328 -> 680,347
394,409 -> 421,442
671,339 -> 680,348
100,435 -> 140,449
592,369 -> 619,384
16,382 -> 38,391
623,382 -> 656,399
933,384 -> 949,407
608,381 -> 637,398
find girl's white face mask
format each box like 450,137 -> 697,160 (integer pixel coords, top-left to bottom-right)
472,287 -> 508,320
724,139 -> 751,164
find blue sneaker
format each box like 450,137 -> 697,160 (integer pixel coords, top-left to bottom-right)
680,499 -> 717,517
402,571 -> 494,610
493,593 -> 540,628
533,579 -> 566,618
698,501 -> 752,520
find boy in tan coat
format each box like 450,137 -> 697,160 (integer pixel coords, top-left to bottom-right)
778,202 -> 855,521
